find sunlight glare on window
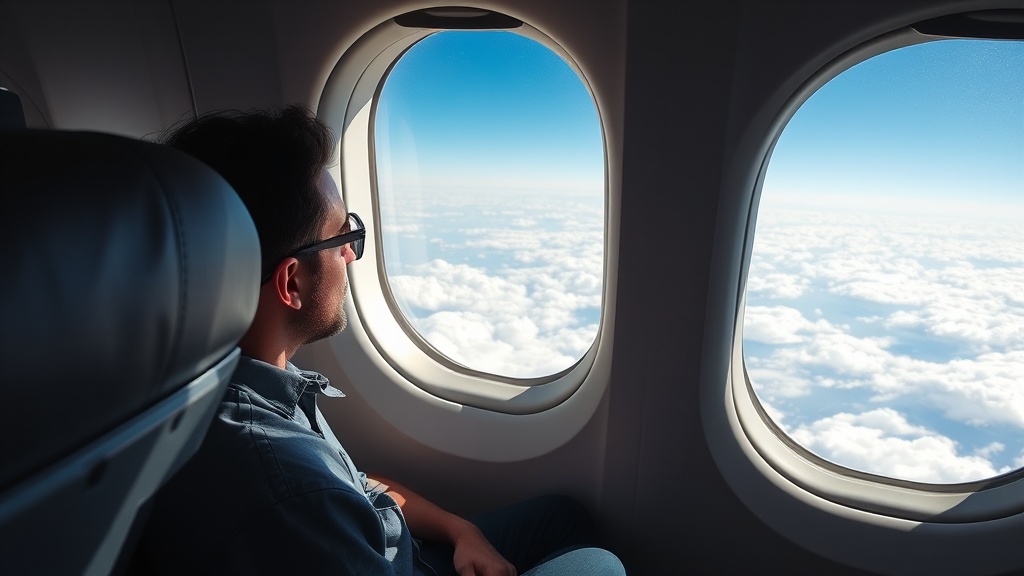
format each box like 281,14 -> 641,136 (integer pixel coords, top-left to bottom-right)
744,39 -> 1024,484
373,31 -> 605,379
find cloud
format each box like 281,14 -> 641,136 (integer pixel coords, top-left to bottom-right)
746,364 -> 814,398
975,442 -> 1005,459
753,329 -> 1024,429
897,351 -> 1024,427
745,207 -> 1024,482
391,260 -> 531,315
744,305 -> 828,344
746,272 -> 810,300
412,310 -> 584,376
777,331 -> 894,376
789,408 -> 1003,483
390,259 -> 601,376
378,190 -> 604,378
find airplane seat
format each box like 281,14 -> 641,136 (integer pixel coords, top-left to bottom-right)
0,128 -> 261,576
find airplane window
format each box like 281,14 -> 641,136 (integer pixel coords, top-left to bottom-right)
373,31 -> 604,380
744,39 -> 1024,484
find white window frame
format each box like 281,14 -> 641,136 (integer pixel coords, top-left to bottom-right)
701,22 -> 1024,576
315,11 -> 616,461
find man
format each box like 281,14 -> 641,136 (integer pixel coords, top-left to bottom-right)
132,106 -> 624,576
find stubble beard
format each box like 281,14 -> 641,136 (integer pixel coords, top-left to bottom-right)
297,272 -> 348,346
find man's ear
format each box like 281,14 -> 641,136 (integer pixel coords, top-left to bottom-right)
267,257 -> 303,310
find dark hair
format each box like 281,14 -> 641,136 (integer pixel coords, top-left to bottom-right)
161,105 -> 336,280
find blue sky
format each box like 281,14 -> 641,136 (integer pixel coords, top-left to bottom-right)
749,39 -> 1024,483
375,31 -> 603,192
767,40 -> 1023,207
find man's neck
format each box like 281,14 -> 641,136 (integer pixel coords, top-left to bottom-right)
238,332 -> 294,369
240,295 -> 302,369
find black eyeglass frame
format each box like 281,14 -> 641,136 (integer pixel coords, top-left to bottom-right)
261,212 -> 366,284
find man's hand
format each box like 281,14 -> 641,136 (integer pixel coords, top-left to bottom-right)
366,475 -> 516,576
452,524 -> 516,576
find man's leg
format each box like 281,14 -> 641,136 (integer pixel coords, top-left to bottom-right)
472,494 -> 599,570
522,547 -> 626,576
418,494 -> 603,575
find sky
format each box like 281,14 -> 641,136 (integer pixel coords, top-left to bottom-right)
375,31 -> 604,193
373,31 -> 605,378
767,40 -> 1023,207
746,39 -> 1024,484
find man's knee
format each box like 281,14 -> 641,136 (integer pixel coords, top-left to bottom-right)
524,547 -> 626,576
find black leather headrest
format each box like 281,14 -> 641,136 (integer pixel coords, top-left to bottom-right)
0,130 -> 260,491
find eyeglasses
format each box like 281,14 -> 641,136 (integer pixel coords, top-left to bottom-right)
292,212 -> 365,260
261,212 -> 365,284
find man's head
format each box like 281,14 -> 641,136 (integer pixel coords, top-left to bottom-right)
162,106 -> 335,278
162,106 -> 362,360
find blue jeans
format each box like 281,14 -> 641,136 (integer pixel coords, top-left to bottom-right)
522,548 -> 625,576
418,495 -> 625,576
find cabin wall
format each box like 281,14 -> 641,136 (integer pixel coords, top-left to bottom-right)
605,1 -> 1017,574
0,0 -> 191,134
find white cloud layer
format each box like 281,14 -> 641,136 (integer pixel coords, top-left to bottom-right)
788,408 -> 1010,483
745,208 -> 1024,483
389,260 -> 599,376
381,190 -> 603,379
376,187 -> 1024,483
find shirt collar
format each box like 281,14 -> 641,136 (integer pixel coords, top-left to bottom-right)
294,365 -> 346,398
233,356 -> 345,413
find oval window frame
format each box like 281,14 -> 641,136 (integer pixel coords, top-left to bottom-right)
702,13 -> 1024,576
370,29 -> 606,387
315,9 -> 618,461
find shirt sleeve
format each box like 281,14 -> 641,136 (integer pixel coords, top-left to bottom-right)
206,486 -> 421,576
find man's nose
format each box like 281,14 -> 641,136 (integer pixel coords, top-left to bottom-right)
343,245 -> 357,264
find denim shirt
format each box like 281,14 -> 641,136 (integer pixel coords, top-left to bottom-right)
135,357 -> 434,575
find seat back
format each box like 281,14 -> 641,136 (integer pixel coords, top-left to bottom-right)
0,129 -> 260,576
